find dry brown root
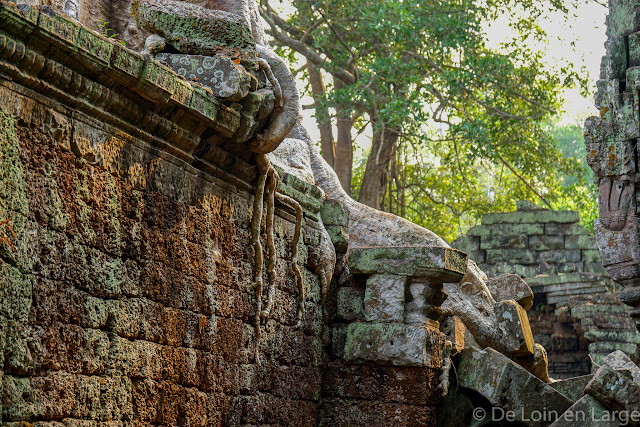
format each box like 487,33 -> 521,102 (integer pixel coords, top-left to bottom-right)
250,45 -> 300,154
275,192 -> 305,327
260,165 -> 279,320
251,154 -> 270,364
438,345 -> 453,398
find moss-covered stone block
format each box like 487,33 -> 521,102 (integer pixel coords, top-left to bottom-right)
482,210 -> 580,225
321,199 -> 349,227
136,59 -> 177,103
459,347 -> 573,426
0,2 -> 39,37
109,45 -> 145,86
348,246 -> 466,282
343,322 -> 445,368
36,8 -> 81,52
74,27 -> 114,71
133,0 -> 256,57
189,87 -> 219,123
336,287 -> 364,321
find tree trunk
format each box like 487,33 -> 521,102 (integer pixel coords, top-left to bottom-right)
307,63 -> 335,167
358,118 -> 399,209
333,79 -> 353,195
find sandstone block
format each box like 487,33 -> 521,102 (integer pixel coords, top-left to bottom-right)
459,347 -> 573,426
486,274 -> 534,310
545,222 -> 586,235
495,300 -> 534,357
441,316 -> 466,353
343,322 -> 445,368
529,235 -> 565,251
404,279 -> 445,323
336,287 -> 364,321
550,395 -> 622,427
585,365 -> 640,416
480,234 -> 528,250
133,0 -> 255,56
467,223 -> 544,237
482,210 -> 579,225
320,199 -> 350,226
451,235 -> 479,252
156,53 -> 252,101
549,374 -> 594,402
347,246 -> 466,282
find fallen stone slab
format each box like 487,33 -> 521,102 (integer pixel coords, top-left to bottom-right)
600,350 -> 640,384
585,365 -> 640,418
549,375 -> 593,402
458,347 -> 573,427
495,300 -> 535,357
343,322 -> 445,368
550,395 -> 622,427
486,274 -> 534,310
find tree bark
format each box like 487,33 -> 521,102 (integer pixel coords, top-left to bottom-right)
307,63 -> 335,167
333,79 -> 353,195
358,117 -> 398,209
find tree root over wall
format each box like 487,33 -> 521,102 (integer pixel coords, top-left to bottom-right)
250,154 -> 305,364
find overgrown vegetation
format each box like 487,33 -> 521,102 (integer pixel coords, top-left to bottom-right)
263,0 -> 597,241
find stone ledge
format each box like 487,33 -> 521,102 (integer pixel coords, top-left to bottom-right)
347,246 -> 466,282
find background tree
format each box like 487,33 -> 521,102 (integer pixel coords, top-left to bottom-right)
262,0 -> 595,239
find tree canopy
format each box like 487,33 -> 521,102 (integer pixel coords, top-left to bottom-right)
262,0 -> 596,241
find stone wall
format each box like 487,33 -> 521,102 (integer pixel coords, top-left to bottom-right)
452,202 -> 640,378
452,201 -> 606,282
0,3 -> 328,424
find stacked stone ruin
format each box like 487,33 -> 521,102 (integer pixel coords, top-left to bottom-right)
453,202 -> 640,380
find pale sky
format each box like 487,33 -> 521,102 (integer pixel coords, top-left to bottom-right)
287,1 -> 609,149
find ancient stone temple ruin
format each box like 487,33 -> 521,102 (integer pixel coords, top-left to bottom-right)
0,0 -> 639,425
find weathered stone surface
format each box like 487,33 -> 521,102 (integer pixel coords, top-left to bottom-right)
321,198 -> 350,227
549,375 -> 593,402
515,343 -> 552,383
482,210 -> 579,225
337,287 -> 364,321
133,0 -> 255,56
600,350 -> 640,383
458,347 -> 573,426
343,322 -> 445,368
495,300 -> 535,357
585,365 -> 640,415
363,275 -> 406,322
550,395 -> 622,427
347,246 -> 466,282
156,53 -> 252,101
404,279 -> 446,324
441,316 -> 466,353
486,274 -> 534,310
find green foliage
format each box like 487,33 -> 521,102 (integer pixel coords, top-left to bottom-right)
267,0 -> 595,241
97,19 -> 126,46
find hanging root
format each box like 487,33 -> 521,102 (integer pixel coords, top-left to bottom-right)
251,45 -> 300,154
260,164 -> 280,320
438,342 -> 454,398
275,192 -> 305,328
320,269 -> 329,306
257,57 -> 283,108
251,154 -> 270,364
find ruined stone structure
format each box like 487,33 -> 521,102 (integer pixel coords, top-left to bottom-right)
453,203 -> 640,379
584,0 -> 640,333
2,0 -> 640,425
